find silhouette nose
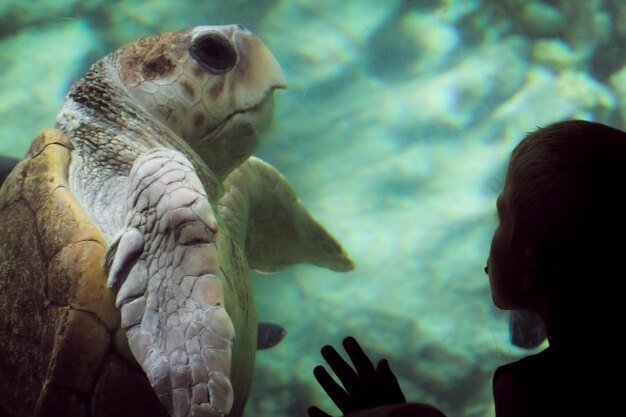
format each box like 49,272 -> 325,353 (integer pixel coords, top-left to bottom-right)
190,32 -> 237,74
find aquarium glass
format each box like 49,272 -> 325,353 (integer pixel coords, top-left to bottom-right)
1,1 -> 621,416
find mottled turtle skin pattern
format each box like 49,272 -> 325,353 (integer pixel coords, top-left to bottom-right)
0,25 -> 353,417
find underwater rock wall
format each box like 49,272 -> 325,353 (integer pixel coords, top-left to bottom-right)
1,1 -> 624,416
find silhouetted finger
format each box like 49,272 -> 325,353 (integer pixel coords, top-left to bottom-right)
321,344 -> 369,405
376,359 -> 406,403
313,365 -> 354,413
308,406 -> 333,417
343,337 -> 382,395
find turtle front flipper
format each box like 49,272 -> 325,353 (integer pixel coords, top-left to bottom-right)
105,148 -> 233,417
220,156 -> 354,273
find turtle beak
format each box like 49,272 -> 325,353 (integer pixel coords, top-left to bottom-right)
230,25 -> 287,108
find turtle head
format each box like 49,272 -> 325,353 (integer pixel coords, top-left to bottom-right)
114,25 -> 287,179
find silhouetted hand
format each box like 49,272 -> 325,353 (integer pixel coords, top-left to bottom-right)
308,336 -> 446,417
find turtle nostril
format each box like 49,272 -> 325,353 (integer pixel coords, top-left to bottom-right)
189,33 -> 237,74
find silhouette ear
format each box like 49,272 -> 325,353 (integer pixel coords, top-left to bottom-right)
522,248 -> 539,293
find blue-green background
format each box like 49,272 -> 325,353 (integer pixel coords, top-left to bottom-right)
2,1 -> 623,416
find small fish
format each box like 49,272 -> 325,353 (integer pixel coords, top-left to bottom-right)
0,155 -> 20,187
257,322 -> 286,349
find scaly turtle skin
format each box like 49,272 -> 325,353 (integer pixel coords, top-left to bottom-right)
0,25 -> 353,417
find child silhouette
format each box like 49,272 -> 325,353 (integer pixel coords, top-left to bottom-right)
308,120 -> 624,417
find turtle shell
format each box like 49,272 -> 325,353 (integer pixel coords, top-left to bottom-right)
0,129 -> 169,417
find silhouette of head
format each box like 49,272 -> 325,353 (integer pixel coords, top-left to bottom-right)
488,120 -> 626,311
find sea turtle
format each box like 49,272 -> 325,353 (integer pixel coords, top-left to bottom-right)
0,25 -> 353,417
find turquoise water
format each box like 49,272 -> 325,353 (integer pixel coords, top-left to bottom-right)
2,0 -> 621,416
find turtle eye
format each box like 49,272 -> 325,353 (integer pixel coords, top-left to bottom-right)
190,33 -> 237,74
